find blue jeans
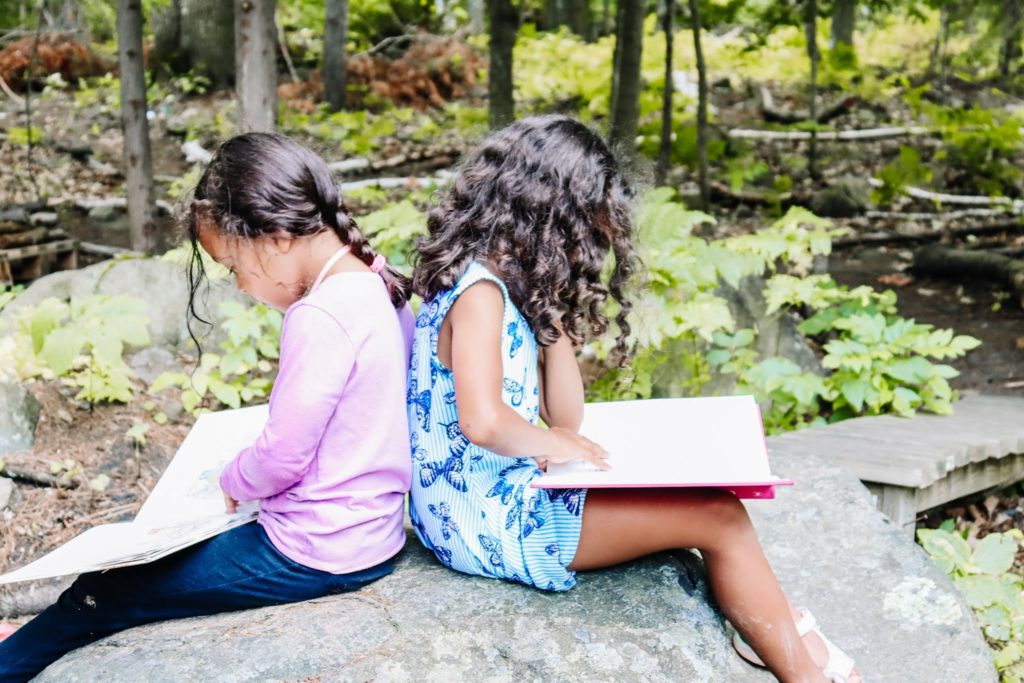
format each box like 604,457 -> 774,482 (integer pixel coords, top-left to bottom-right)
0,522 -> 395,682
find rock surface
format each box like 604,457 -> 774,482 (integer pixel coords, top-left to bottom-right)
37,448 -> 995,682
0,381 -> 40,455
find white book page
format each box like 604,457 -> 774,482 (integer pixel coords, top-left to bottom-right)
135,404 -> 268,525
538,396 -> 774,488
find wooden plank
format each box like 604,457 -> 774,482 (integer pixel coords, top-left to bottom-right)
815,418 -> 1016,466
770,430 -> 964,487
915,453 -> 1024,512
872,484 -> 918,536
768,437 -> 940,487
0,239 -> 76,261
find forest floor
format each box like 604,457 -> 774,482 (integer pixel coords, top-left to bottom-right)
1,35 -> 1023,627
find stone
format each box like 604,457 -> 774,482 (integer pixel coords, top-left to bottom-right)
86,204 -> 120,223
0,478 -> 12,510
128,347 -> 181,386
37,450 -> 995,682
1,257 -> 250,352
29,212 -> 58,227
810,177 -> 872,218
56,408 -> 73,426
0,382 -> 39,455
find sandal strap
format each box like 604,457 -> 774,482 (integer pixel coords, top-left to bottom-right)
794,607 -> 818,636
814,624 -> 857,682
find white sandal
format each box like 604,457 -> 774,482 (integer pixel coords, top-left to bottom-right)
732,608 -> 859,683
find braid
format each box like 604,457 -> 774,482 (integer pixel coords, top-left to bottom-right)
330,204 -> 412,309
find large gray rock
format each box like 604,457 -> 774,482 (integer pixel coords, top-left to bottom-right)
1,257 -> 248,351
0,381 -> 40,454
37,449 -> 995,682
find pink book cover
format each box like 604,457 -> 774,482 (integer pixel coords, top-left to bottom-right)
530,395 -> 793,499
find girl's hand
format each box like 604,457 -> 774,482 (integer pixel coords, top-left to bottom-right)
542,427 -> 611,470
223,489 -> 238,514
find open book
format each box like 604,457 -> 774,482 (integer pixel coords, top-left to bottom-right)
0,405 -> 270,585
531,395 -> 792,498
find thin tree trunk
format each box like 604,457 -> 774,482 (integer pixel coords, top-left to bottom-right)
688,0 -> 708,210
323,0 -> 349,111
546,0 -> 566,29
235,0 -> 278,133
1001,0 -> 1022,79
569,0 -> 591,40
804,0 -> 819,179
656,0 -> 674,187
468,0 -> 485,33
117,0 -> 157,253
601,0 -> 611,37
608,0 -> 644,155
830,0 -> 855,49
487,0 -> 517,129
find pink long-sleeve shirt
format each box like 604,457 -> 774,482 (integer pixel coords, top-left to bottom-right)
220,273 -> 414,574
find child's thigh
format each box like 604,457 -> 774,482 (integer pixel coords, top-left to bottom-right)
568,488 -> 753,571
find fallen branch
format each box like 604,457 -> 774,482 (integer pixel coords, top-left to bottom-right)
727,125 -> 931,141
0,466 -> 78,489
834,220 -> 1024,249
707,179 -> 811,207
759,86 -> 858,124
46,196 -> 174,215
864,207 -> 1018,221
867,178 -> 1024,211
339,173 -> 451,193
914,244 -> 1024,307
0,74 -> 23,105
79,241 -> 133,257
0,578 -> 72,618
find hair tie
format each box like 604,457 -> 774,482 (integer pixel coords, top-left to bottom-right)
369,254 -> 387,274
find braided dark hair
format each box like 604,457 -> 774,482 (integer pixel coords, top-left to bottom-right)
184,132 -> 410,343
413,115 -> 638,363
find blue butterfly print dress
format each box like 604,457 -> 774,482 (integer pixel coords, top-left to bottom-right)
407,262 -> 587,591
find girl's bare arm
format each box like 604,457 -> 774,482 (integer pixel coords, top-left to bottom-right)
538,334 -> 584,432
445,281 -> 607,468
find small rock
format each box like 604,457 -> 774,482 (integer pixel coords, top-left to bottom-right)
0,382 -> 40,455
87,204 -> 120,223
56,408 -> 74,426
810,176 -> 872,218
0,478 -> 13,510
163,400 -> 185,423
128,347 -> 180,386
0,208 -> 27,223
75,400 -> 92,411
29,212 -> 58,227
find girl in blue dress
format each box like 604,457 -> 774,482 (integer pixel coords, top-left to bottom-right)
407,115 -> 860,683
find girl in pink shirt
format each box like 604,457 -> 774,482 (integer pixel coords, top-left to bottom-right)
0,133 -> 413,681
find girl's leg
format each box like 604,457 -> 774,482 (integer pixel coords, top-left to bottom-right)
569,488 -> 856,683
0,522 -> 392,683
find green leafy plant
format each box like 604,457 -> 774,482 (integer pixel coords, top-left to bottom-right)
587,189 -> 981,432
0,295 -> 150,403
151,301 -> 281,414
873,145 -> 932,204
360,200 -> 428,269
0,284 -> 23,312
919,525 -> 1024,680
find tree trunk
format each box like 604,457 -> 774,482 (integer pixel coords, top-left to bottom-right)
1001,0 -> 1023,79
179,0 -> 235,87
323,0 -> 349,111
235,0 -> 278,133
487,0 -> 517,129
656,0 -> 673,187
468,0 -> 485,33
688,0 -> 709,210
830,0 -> 855,49
601,0 -> 612,37
117,0 -> 157,253
804,0 -> 819,179
546,0 -> 567,29
608,0 -> 644,155
569,0 -> 591,40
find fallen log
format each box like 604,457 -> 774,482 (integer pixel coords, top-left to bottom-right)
867,178 -> 1024,211
834,220 -> 1024,249
727,126 -> 931,141
759,86 -> 858,124
0,466 -> 78,489
913,244 -> 1024,307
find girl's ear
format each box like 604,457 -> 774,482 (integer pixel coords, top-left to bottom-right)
270,233 -> 296,254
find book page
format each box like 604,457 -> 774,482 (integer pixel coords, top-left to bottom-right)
135,404 -> 268,525
537,395 -> 776,488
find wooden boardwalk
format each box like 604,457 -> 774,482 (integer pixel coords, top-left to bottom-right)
766,393 -> 1024,535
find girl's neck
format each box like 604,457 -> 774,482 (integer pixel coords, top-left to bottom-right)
305,232 -> 369,290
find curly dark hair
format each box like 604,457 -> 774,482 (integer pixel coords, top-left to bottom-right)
184,132 -> 410,345
413,115 -> 638,361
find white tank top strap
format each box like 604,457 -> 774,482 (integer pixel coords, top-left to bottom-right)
310,244 -> 352,292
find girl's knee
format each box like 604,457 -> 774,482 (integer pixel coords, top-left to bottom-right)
697,489 -> 752,533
